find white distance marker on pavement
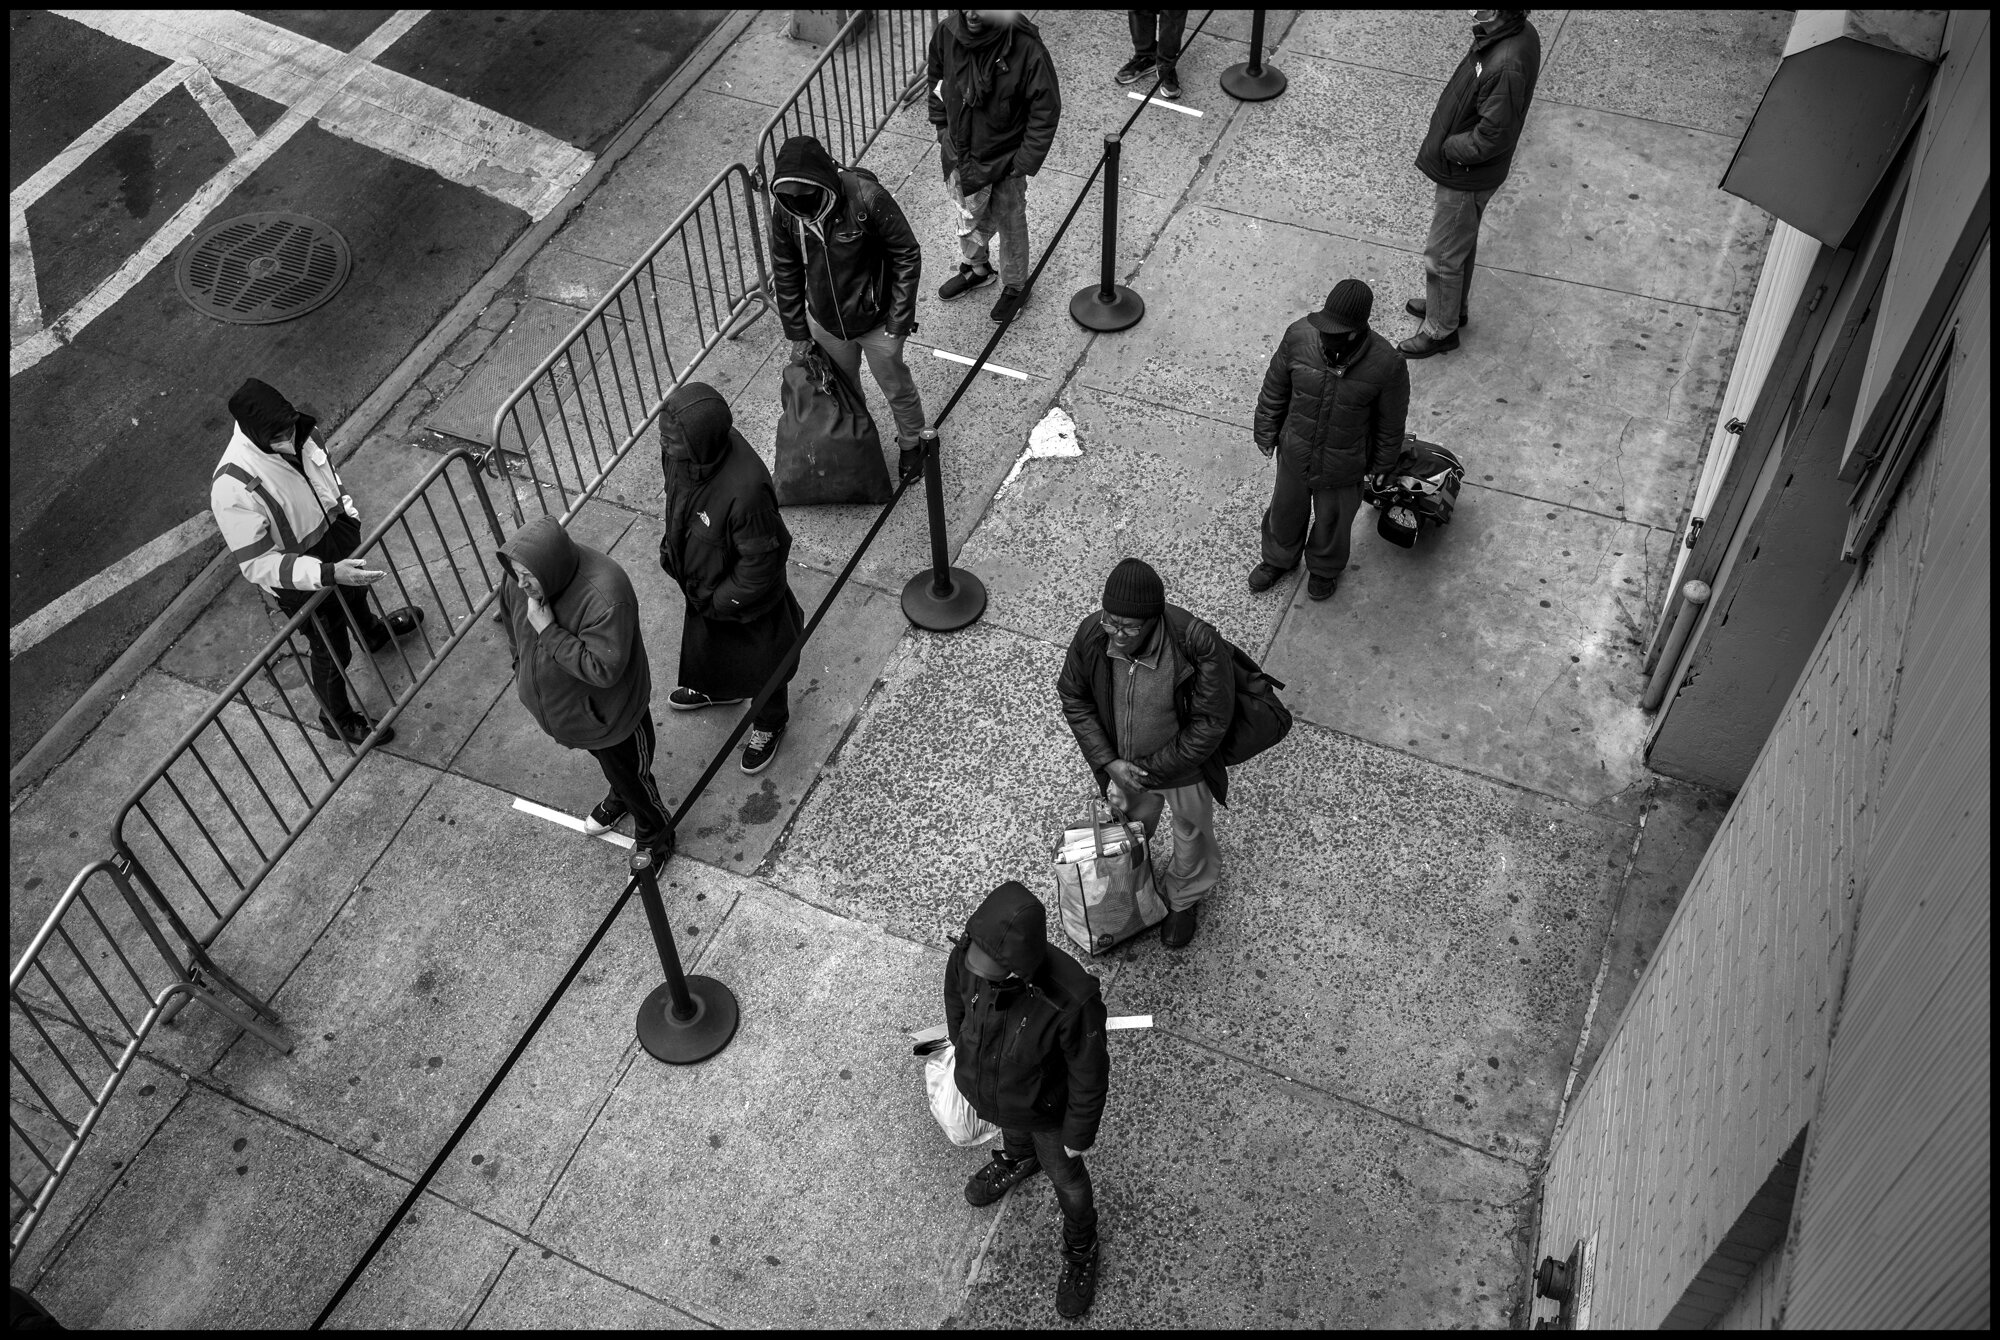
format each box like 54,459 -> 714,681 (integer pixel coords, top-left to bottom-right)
908,1016 -> 1152,1045
1127,91 -> 1203,117
512,795 -> 636,850
933,348 -> 1030,381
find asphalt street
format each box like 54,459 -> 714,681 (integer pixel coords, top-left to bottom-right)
8,8 -> 727,768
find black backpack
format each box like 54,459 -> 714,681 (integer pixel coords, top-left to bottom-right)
1164,620 -> 1294,768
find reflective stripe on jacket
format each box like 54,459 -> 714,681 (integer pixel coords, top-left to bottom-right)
210,426 -> 358,593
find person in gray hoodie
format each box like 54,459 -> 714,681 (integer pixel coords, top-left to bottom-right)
497,517 -> 670,859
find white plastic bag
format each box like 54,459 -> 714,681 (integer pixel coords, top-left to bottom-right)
924,1043 -> 1000,1147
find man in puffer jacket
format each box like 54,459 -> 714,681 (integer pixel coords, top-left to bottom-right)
945,881 -> 1110,1319
1249,278 -> 1411,602
769,133 -> 928,483
1400,8 -> 1541,358
1057,558 -> 1233,948
657,382 -> 804,777
927,9 -> 1062,323
497,516 -> 671,863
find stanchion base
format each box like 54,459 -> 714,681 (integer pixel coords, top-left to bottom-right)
901,568 -> 988,632
636,977 -> 739,1065
1220,62 -> 1288,101
1070,285 -> 1145,332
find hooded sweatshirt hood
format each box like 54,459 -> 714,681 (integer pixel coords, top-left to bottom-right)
964,880 -> 1047,980
498,515 -> 581,602
771,135 -> 843,227
661,381 -> 735,473
228,377 -> 312,455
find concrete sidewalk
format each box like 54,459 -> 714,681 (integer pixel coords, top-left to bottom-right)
10,9 -> 1782,1327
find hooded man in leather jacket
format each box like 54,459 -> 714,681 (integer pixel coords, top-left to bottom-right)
1249,278 -> 1411,602
1056,558 -> 1233,948
657,382 -> 804,777
1401,8 -> 1541,357
769,134 -> 929,482
946,880 -> 1109,1318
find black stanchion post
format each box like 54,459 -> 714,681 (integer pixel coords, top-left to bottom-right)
630,845 -> 738,1064
1220,9 -> 1288,101
900,428 -> 988,631
1069,133 -> 1145,333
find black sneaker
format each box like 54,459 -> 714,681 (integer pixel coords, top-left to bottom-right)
1162,903 -> 1199,948
669,686 -> 745,712
964,1151 -> 1042,1207
1056,1241 -> 1101,1319
1307,574 -> 1339,602
1247,561 -> 1292,593
990,286 -> 1028,323
1114,53 -> 1157,86
939,264 -> 997,301
898,447 -> 925,483
320,714 -> 393,747
1158,64 -> 1182,100
583,792 -> 629,836
740,725 -> 785,775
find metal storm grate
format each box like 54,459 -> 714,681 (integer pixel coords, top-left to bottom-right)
175,212 -> 351,324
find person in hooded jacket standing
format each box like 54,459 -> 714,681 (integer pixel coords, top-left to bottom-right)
497,516 -> 672,860
1250,278 -> 1411,601
769,134 -> 929,484
657,382 -> 805,776
210,378 -> 424,745
946,881 -> 1110,1318
927,10 -> 1062,324
1400,9 -> 1541,359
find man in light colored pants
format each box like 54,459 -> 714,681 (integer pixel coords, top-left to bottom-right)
947,170 -> 1031,293
1418,182 -> 1497,341
1109,776 -> 1219,910
805,313 -> 927,457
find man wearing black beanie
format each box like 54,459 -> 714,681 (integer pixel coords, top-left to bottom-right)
1056,558 -> 1235,947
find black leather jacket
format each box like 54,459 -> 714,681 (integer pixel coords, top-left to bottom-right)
1056,604 -> 1234,804
770,166 -> 922,341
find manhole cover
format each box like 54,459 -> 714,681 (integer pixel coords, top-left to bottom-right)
175,212 -> 350,324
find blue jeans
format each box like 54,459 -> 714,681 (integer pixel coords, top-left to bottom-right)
1003,1126 -> 1098,1252
948,170 -> 1031,290
1421,181 -> 1498,337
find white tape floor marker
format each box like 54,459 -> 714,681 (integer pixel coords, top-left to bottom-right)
909,1015 -> 1151,1044
933,348 -> 1030,381
1127,92 -> 1204,117
512,795 -> 636,850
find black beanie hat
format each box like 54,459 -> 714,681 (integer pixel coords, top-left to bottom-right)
1101,558 -> 1165,618
1306,277 -> 1374,334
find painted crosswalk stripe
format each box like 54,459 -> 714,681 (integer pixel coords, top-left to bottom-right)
932,348 -> 1030,381
9,512 -> 218,659
511,796 -> 636,850
1127,91 -> 1204,117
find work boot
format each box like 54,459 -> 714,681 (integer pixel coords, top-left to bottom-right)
1247,561 -> 1292,593
364,605 -> 425,654
964,1150 -> 1041,1207
1161,903 -> 1199,948
1056,1239 -> 1102,1318
583,792 -> 629,836
1398,329 -> 1461,359
990,285 -> 1029,323
1307,573 -> 1339,602
939,263 -> 997,301
899,446 -> 925,483
1404,297 -> 1468,329
320,714 -> 393,747
1114,53 -> 1157,86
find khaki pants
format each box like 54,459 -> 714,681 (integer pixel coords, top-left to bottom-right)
1421,181 -> 1498,338
1112,779 -> 1219,911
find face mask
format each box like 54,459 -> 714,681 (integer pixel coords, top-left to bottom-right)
1321,330 -> 1360,361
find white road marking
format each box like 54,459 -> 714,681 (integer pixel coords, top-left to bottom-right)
932,347 -> 1029,380
55,10 -> 592,219
909,1015 -> 1152,1044
12,10 -> 429,379
9,61 -> 189,214
9,210 -> 40,343
1127,91 -> 1203,117
182,64 -> 258,154
9,512 -> 218,659
512,796 -> 636,850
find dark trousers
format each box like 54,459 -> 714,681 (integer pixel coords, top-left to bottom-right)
273,516 -> 386,727
589,710 -> 673,847
1003,1126 -> 1098,1253
1128,9 -> 1187,65
1262,461 -> 1364,578
751,685 -> 790,734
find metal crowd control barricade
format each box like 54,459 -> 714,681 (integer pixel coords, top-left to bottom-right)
489,162 -> 773,524
9,860 -> 288,1263
752,9 -> 941,205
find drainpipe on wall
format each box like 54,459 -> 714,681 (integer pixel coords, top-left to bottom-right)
1641,581 -> 1711,711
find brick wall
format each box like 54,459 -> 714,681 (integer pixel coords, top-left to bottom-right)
1529,432 -> 1942,1328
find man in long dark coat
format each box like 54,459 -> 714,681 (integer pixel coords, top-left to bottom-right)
657,382 -> 803,775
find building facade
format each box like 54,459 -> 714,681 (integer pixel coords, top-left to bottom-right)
1529,9 -> 1989,1329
